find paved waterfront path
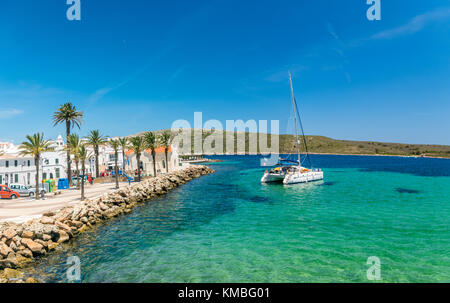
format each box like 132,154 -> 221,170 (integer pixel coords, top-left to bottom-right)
0,182 -> 129,223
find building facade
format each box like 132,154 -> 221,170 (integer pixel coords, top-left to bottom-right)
0,135 -> 67,186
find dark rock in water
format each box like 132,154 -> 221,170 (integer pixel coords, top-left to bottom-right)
248,196 -> 269,203
396,188 -> 420,194
317,182 -> 336,186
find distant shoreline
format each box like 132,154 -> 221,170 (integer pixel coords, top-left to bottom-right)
202,152 -> 450,160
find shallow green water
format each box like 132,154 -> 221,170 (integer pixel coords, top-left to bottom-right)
31,155 -> 450,282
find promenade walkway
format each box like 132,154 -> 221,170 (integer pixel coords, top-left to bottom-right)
0,182 -> 129,223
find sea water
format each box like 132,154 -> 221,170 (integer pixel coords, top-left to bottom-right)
29,155 -> 450,282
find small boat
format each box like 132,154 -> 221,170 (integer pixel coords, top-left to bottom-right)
261,72 -> 324,185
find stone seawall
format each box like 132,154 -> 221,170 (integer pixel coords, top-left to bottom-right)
0,165 -> 215,283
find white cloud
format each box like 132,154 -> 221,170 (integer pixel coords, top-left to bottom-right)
371,8 -> 450,40
0,109 -> 24,119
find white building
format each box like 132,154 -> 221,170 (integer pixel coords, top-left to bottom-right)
0,135 -> 67,186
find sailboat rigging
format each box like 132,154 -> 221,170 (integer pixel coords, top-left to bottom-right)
261,72 -> 324,184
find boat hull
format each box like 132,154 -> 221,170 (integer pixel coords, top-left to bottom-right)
261,173 -> 285,183
283,171 -> 324,185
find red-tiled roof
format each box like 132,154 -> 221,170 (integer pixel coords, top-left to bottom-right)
125,145 -> 172,156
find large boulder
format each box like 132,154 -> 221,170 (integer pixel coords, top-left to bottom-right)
0,242 -> 13,258
20,238 -> 44,255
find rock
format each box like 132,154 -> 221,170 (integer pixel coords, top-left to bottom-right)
0,259 -> 18,270
19,249 -> 33,259
70,221 -> 83,228
55,221 -> 72,233
34,239 -> 48,250
9,241 -> 17,252
57,230 -> 70,243
25,277 -> 39,283
47,241 -> 58,251
77,225 -> 89,233
20,238 -> 44,255
3,268 -> 22,279
42,234 -> 51,241
43,211 -> 55,217
3,229 -> 17,240
80,217 -> 88,224
13,236 -> 22,245
40,216 -> 55,225
21,230 -> 34,239
0,242 -> 13,258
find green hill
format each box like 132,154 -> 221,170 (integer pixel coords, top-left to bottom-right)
133,129 -> 450,158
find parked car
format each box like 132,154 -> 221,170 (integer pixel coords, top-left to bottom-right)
9,183 -> 36,197
72,175 -> 88,186
29,184 -> 48,196
0,185 -> 20,199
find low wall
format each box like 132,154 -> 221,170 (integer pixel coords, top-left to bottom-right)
0,165 -> 215,283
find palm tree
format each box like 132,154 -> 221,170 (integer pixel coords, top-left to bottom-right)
86,130 -> 108,178
128,136 -> 145,182
18,133 -> 54,201
52,102 -> 83,187
158,131 -> 174,173
109,139 -> 121,189
66,134 -> 81,189
118,137 -> 129,172
78,144 -> 91,201
143,132 -> 157,177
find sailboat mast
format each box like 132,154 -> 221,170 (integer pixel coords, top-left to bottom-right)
289,72 -> 301,166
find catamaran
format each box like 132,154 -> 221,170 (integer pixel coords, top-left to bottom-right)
261,72 -> 324,185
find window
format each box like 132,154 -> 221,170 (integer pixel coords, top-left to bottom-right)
55,158 -> 59,164
55,168 -> 60,179
0,175 -> 2,184
28,160 -> 31,167
14,160 -> 18,167
27,173 -> 30,185
14,174 -> 18,183
5,161 -> 9,168
43,173 -> 47,180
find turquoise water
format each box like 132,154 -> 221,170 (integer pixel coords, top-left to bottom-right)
30,155 -> 450,282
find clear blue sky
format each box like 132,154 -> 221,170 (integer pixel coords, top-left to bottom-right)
0,0 -> 449,145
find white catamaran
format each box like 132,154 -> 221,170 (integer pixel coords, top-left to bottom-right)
261,72 -> 324,185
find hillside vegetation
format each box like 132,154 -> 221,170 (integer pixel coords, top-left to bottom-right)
134,129 -> 450,158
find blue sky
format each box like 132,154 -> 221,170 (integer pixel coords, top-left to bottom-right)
0,0 -> 449,145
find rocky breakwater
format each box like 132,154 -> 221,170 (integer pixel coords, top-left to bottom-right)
0,165 -> 215,283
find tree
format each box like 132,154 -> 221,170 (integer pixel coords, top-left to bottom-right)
143,131 -> 157,177
77,144 -> 91,201
86,130 -> 108,178
66,134 -> 81,189
52,102 -> 83,187
109,139 -> 121,189
158,131 -> 174,173
18,133 -> 54,200
118,137 -> 129,172
128,136 -> 145,182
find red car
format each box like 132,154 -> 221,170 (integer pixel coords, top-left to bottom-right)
0,185 -> 20,199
